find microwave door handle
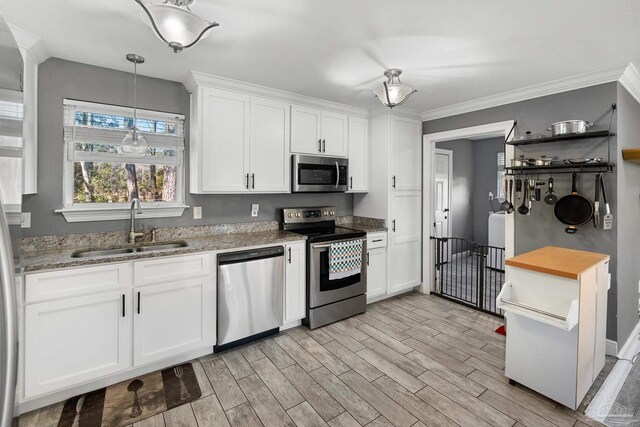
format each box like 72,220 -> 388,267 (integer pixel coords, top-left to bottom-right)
335,162 -> 340,188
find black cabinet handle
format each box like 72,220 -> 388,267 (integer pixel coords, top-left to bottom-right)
392,176 -> 396,188
322,139 -> 326,153
318,139 -> 322,152
372,239 -> 383,242
122,294 -> 125,318
366,252 -> 370,266
245,173 -> 249,189
288,247 -> 292,264
392,220 -> 396,232
251,173 -> 255,189
137,292 -> 141,314
350,177 -> 353,189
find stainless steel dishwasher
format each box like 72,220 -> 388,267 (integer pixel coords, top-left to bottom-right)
216,246 -> 284,350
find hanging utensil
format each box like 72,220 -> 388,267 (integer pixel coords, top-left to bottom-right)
500,178 -> 510,211
553,173 -> 594,234
600,174 -> 613,230
529,179 -> 536,202
518,182 -> 529,215
544,177 -> 558,205
506,179 -> 515,214
593,173 -> 600,229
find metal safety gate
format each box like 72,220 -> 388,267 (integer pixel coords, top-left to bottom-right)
431,237 -> 505,316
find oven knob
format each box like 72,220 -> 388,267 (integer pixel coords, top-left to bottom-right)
287,213 -> 293,218
330,211 -> 335,215
296,212 -> 301,218
323,211 -> 328,216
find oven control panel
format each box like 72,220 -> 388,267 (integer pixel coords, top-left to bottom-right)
282,207 -> 336,224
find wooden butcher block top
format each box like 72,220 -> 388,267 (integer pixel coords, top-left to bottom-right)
505,246 -> 609,280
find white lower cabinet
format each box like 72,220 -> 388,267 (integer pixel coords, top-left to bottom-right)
365,232 -> 388,302
133,277 -> 215,366
24,290 -> 132,398
284,241 -> 306,325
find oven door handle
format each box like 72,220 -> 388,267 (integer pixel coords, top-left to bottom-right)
335,162 -> 340,189
312,238 -> 366,249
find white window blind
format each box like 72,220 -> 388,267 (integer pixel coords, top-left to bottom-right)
497,152 -> 505,198
63,99 -> 185,166
0,88 -> 24,158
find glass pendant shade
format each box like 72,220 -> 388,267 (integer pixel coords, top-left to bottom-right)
135,0 -> 219,53
122,127 -> 148,155
373,69 -> 417,108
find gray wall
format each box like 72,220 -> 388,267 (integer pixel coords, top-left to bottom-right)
424,83 -> 621,342
472,137 -> 504,245
23,58 -> 353,237
614,84 -> 640,346
435,139 -> 474,242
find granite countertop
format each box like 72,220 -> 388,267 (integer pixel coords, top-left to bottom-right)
21,228 -> 306,273
336,216 -> 387,233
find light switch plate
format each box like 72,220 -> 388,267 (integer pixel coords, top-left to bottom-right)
251,204 -> 259,217
193,207 -> 202,220
21,212 -> 31,228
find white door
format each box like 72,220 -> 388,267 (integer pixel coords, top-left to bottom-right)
366,247 -> 387,301
321,111 -> 348,157
250,97 -> 291,193
390,116 -> 422,191
201,87 -> 250,192
24,290 -> 132,398
347,116 -> 368,192
434,149 -> 452,238
133,277 -> 215,366
284,241 -> 306,324
291,105 -> 322,155
389,191 -> 422,293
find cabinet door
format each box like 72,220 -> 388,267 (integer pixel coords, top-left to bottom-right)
201,88 -> 250,192
284,241 -> 306,324
250,97 -> 291,193
389,191 -> 422,293
321,111 -> 348,157
291,105 -> 322,155
366,247 -> 387,301
24,291 -> 132,398
347,116 -> 368,192
390,116 -> 422,191
134,277 -> 215,366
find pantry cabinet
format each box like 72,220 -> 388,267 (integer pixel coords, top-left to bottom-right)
389,191 -> 422,293
291,105 -> 348,157
190,86 -> 290,193
283,241 -> 306,326
347,116 -> 368,192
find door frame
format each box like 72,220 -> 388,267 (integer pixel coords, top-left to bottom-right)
422,121 -> 515,294
433,148 -> 453,239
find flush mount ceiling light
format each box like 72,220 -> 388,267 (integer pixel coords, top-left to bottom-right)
373,69 -> 417,109
121,54 -> 148,156
134,0 -> 219,53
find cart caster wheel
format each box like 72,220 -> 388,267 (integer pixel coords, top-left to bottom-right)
508,379 -> 517,386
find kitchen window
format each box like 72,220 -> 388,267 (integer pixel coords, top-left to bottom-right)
57,99 -> 187,222
497,151 -> 505,199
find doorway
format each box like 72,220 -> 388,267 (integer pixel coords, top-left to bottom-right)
422,121 -> 516,311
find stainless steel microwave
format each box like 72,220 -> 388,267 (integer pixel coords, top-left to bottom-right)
292,155 -> 348,193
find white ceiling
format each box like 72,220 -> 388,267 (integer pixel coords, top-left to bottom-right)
3,0 -> 640,113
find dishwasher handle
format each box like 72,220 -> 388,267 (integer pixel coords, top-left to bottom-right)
218,246 -> 284,266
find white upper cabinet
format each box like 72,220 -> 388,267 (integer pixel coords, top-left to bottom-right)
347,116 -> 368,192
250,98 -> 291,192
291,105 -> 348,157
390,116 -> 422,191
191,87 -> 291,194
291,105 -> 322,155
199,87 -> 251,193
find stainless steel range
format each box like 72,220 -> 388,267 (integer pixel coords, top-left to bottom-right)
280,207 -> 367,329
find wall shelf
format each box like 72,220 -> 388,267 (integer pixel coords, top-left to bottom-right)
622,149 -> 640,163
505,162 -> 615,175
507,130 -> 616,146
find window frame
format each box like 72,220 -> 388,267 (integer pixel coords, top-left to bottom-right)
56,99 -> 188,223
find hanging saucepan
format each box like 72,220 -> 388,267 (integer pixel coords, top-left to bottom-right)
553,173 -> 594,234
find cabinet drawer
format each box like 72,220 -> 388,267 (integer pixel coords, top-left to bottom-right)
367,232 -> 387,249
25,263 -> 132,303
134,253 -> 212,286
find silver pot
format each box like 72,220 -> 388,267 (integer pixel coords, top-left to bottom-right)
547,120 -> 594,136
511,156 -> 534,167
532,156 -> 556,166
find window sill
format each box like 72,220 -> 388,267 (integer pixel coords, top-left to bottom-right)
55,204 -> 189,223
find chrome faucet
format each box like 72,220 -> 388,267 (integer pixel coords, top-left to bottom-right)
128,198 -> 144,244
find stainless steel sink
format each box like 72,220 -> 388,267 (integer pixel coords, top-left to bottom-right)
71,241 -> 188,258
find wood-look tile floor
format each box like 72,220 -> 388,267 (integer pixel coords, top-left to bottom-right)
20,291 -> 605,427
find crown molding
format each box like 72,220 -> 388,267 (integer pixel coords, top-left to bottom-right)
8,25 -> 50,64
618,63 -> 640,105
184,71 -> 370,118
421,63 -> 631,122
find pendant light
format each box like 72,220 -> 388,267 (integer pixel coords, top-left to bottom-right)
121,54 -> 148,156
135,0 -> 219,53
373,69 -> 417,109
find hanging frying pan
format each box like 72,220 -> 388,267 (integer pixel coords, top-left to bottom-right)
553,173 -> 594,234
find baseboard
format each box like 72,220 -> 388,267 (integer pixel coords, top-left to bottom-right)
586,320 -> 640,422
280,319 -> 302,331
606,339 -> 618,356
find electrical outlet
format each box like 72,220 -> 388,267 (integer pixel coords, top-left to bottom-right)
251,204 -> 259,217
21,212 -> 31,228
193,207 -> 202,220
